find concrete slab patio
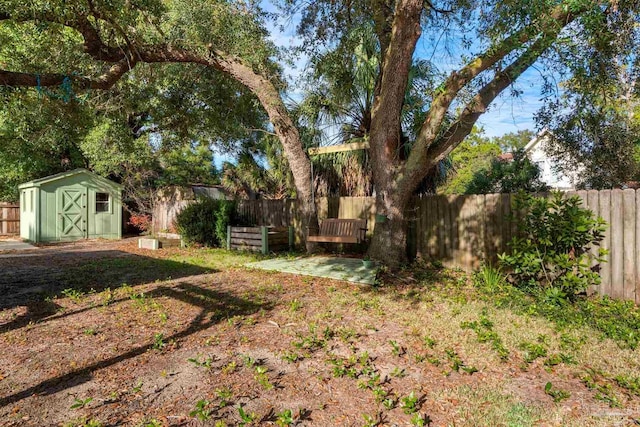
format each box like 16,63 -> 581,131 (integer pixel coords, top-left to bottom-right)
0,240 -> 37,252
245,256 -> 377,285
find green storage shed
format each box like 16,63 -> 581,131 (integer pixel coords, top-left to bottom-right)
18,169 -> 123,243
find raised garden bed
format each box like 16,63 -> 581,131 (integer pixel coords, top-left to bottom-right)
138,237 -> 183,250
227,226 -> 293,254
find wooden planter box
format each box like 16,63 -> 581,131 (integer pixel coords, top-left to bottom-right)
138,237 -> 184,250
227,226 -> 294,254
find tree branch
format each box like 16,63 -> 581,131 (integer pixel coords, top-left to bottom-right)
0,58 -> 136,90
425,1 -> 453,14
407,4 -> 576,167
370,0 -> 424,164
422,29 -> 567,173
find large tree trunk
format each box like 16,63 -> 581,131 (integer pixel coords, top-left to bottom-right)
367,0 -> 423,266
368,190 -> 410,266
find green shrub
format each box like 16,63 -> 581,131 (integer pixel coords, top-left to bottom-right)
498,191 -> 607,300
473,264 -> 507,293
174,198 -> 236,247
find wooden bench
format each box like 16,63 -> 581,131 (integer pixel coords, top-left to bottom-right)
307,219 -> 367,244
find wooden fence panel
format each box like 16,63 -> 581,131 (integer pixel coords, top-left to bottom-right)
0,203 -> 20,235
623,189 -> 636,302
587,190 -> 601,296
636,194 -> 640,305
610,190 -> 625,299
598,190 -> 612,296
484,193 -> 500,264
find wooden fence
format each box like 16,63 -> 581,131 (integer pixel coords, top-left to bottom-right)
411,190 -> 640,303
0,203 -> 19,235
234,191 -> 640,303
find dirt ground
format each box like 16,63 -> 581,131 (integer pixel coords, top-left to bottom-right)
0,240 -> 639,427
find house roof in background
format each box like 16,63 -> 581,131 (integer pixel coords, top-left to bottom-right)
524,128 -> 553,153
18,168 -> 123,190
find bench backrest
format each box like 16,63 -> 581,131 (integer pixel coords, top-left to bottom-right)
319,219 -> 367,241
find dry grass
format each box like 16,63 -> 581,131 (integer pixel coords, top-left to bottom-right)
0,242 -> 639,426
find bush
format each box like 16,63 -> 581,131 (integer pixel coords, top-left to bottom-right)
128,213 -> 152,233
174,198 -> 236,247
498,191 -> 607,300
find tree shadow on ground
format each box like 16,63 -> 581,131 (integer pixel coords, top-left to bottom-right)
0,250 -> 215,334
0,282 -> 271,408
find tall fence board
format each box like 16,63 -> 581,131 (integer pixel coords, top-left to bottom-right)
0,203 -> 19,235
152,200 -> 191,233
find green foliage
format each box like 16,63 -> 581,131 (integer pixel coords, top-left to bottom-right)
237,404 -> 257,426
518,341 -> 548,364
477,275 -> 640,350
544,382 -> 571,403
152,333 -> 165,350
440,127 -> 502,195
499,192 -> 607,299
189,399 -> 212,421
460,313 -> 510,361
70,397 -> 93,409
465,149 -> 548,194
400,391 -> 420,414
473,265 -> 508,294
493,130 -> 535,153
411,413 -> 431,427
174,198 -> 236,247
275,409 -> 294,426
537,4 -> 640,189
63,419 -> 103,427
188,355 -> 213,369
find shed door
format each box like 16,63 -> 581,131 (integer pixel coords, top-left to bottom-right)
58,187 -> 87,239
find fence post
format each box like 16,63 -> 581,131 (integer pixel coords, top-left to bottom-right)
261,226 -> 269,255
406,218 -> 417,261
226,225 -> 232,250
288,225 -> 294,251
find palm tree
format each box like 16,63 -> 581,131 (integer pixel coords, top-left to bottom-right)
296,24 -> 451,197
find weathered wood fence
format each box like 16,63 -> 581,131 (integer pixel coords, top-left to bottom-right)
234,191 -> 640,303
227,226 -> 294,254
412,190 -> 640,303
0,203 -> 19,235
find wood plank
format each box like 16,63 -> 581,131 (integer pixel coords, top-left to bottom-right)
587,190 -> 601,296
476,194 -> 486,268
417,197 -> 426,258
623,189 -> 636,302
230,244 -> 261,251
231,232 -> 261,239
610,189 -> 624,299
484,193 -> 500,263
434,196 -> 447,261
268,236 -> 290,244
448,195 -> 462,266
636,190 -> 640,304
599,190 -> 612,296
268,227 -> 289,233
457,196 -> 473,271
307,235 -> 358,243
230,237 -> 263,245
230,226 -> 261,233
308,141 -> 369,155
500,193 -> 511,255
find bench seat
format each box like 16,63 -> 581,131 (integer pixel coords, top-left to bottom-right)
307,218 -> 367,244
